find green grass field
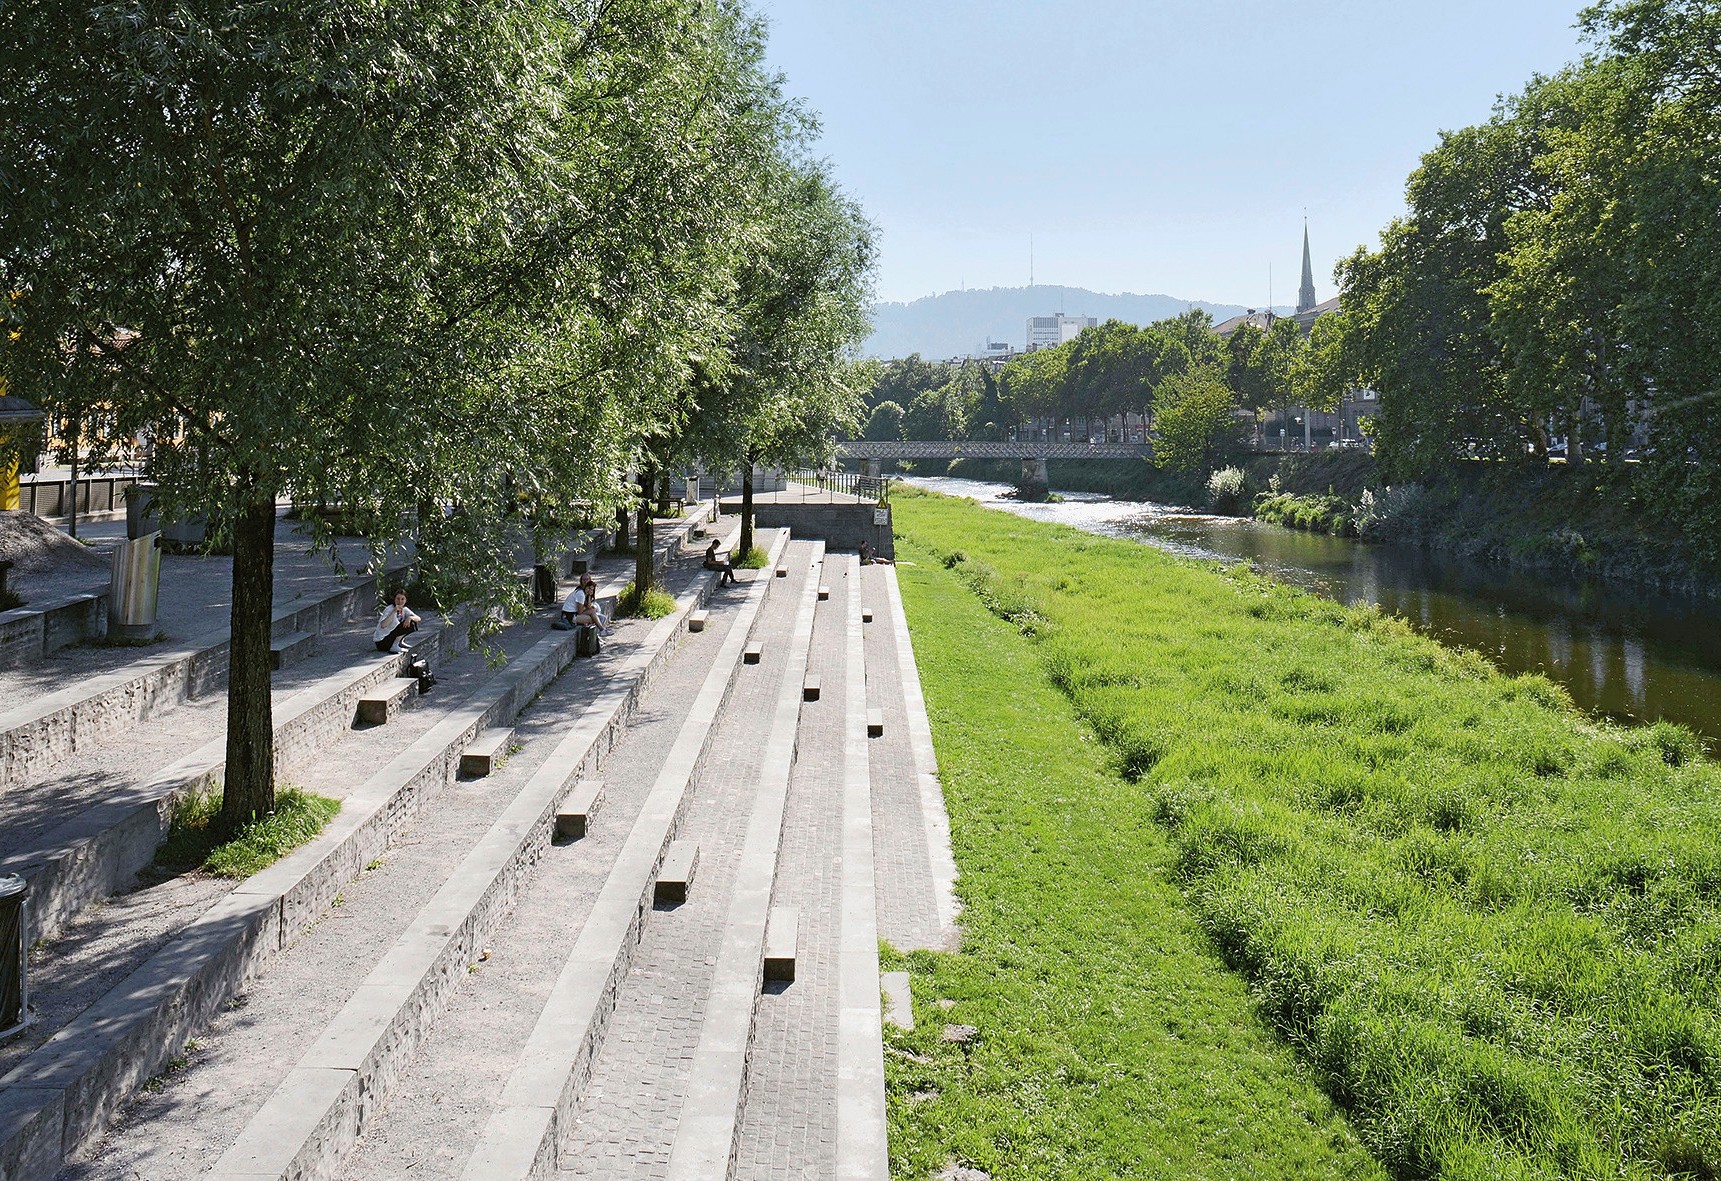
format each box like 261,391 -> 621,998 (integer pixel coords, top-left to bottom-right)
889,487 -> 1721,1180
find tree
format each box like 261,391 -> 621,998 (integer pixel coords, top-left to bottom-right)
865,401 -> 905,442
0,0 -> 788,832
1152,366 -> 1241,475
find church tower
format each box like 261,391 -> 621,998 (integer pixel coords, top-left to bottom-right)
1297,222 -> 1317,315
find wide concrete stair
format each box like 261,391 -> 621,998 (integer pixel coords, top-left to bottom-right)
5,516 -> 960,1181
0,515 -> 713,1181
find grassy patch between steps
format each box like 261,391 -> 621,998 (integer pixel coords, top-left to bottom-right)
891,487 -> 1721,1180
616,581 -> 677,619
886,546 -> 1383,1180
157,787 -> 341,878
736,544 -> 770,569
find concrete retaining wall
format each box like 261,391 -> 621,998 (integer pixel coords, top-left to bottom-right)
0,593 -> 108,671
738,502 -> 894,559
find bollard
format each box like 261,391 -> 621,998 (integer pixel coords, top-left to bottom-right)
0,874 -> 27,1038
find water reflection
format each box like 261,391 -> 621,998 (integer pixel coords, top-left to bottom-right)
906,476 -> 1720,745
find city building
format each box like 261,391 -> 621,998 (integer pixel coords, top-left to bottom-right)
1026,313 -> 1097,351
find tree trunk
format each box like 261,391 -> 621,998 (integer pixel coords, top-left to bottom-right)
634,468 -> 655,595
614,499 -> 630,552
219,486 -> 277,836
739,455 -> 756,558
655,472 -> 672,517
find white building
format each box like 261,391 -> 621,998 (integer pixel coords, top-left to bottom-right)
1026,314 -> 1097,351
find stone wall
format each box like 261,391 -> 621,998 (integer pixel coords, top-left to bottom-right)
0,591 -> 107,670
736,502 -> 893,559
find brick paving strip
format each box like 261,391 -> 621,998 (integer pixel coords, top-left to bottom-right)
659,542 -> 824,1180
0,517 -> 713,1181
455,530 -> 796,1180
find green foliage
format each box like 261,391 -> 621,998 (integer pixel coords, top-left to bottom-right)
157,786 -> 340,879
863,400 -> 904,442
616,581 -> 677,619
897,489 -> 1721,1180
0,586 -> 21,611
887,538 -> 1385,1180
1205,466 -> 1249,514
1152,364 -> 1241,475
1254,491 -> 1356,537
735,545 -> 769,569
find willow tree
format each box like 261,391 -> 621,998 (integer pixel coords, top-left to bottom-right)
0,0 -> 785,833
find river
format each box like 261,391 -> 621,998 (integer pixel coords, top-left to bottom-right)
905,476 -> 1721,748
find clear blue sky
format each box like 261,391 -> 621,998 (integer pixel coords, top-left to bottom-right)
759,0 -> 1592,308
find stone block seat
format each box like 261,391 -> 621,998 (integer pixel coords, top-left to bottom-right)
654,839 -> 699,905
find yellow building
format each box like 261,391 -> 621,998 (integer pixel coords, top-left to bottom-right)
0,387 -> 46,511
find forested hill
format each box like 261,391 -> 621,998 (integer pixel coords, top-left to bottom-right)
864,285 -> 1260,359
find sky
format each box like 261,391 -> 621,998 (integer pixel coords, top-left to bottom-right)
758,0 -> 1593,309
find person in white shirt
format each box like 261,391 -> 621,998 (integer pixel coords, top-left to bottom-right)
561,573 -> 608,631
373,589 -> 421,653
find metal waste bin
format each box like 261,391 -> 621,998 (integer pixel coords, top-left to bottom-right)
110,530 -> 162,640
0,874 -> 27,1038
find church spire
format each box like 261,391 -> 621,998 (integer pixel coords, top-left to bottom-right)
1297,221 -> 1317,315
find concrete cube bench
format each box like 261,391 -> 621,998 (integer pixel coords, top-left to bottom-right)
743,641 -> 763,665
817,585 -> 830,602
460,728 -> 514,777
867,709 -> 884,738
269,629 -> 316,671
555,778 -> 605,840
355,679 -> 414,726
802,675 -> 821,702
775,566 -> 788,579
861,609 -> 874,624
764,906 -> 799,983
688,609 -> 709,633
654,840 -> 699,905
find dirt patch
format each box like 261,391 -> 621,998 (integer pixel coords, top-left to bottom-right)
0,510 -> 110,605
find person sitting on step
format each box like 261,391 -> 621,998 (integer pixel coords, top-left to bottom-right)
561,572 -> 609,631
703,539 -> 738,585
373,589 -> 421,653
859,541 -> 893,566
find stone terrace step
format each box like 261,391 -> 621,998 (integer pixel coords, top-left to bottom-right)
460,727 -> 515,777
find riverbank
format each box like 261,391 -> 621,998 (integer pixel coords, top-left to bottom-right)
920,453 -> 1716,599
890,486 -> 1720,1179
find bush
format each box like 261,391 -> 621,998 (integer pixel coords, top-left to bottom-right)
617,581 -> 677,619
1255,491 -> 1356,537
1206,466 -> 1249,515
157,786 -> 340,878
736,545 -> 769,569
1353,483 -> 1434,542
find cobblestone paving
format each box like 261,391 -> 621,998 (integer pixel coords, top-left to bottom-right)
858,563 -> 942,952
730,554 -> 852,1180
559,539 -> 820,1179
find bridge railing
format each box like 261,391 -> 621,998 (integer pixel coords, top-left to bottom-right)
787,469 -> 890,504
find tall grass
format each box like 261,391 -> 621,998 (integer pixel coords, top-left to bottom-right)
894,487 -> 1721,1180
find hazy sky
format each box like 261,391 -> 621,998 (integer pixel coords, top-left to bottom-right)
759,0 -> 1592,308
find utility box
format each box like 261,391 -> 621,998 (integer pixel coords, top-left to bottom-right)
0,874 -> 27,1039
110,530 -> 161,639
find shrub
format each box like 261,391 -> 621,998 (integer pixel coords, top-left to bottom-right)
1206,466 -> 1249,515
157,786 -> 340,878
617,581 -> 677,619
1354,483 -> 1433,542
736,545 -> 770,569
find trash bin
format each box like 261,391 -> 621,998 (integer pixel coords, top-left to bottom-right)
0,874 -> 27,1038
110,530 -> 162,640
124,482 -> 160,539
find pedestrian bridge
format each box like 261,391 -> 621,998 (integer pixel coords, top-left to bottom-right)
836,440 -> 1151,461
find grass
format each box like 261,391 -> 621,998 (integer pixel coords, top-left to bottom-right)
886,532 -> 1384,1179
892,486 -> 1721,1180
736,545 -> 770,569
616,580 -> 678,619
157,786 -> 341,879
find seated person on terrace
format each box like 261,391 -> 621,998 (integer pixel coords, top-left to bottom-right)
859,541 -> 893,565
561,573 -> 609,631
704,539 -> 738,585
374,589 -> 421,653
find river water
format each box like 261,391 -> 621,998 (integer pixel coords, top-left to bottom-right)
906,476 -> 1721,747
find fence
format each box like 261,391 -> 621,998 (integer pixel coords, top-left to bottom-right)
786,469 -> 890,504
17,474 -> 141,520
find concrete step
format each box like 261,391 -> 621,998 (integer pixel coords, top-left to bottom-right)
268,628 -> 316,671
555,778 -> 605,840
355,677 -> 416,726
460,727 -> 515,777
652,840 -> 700,905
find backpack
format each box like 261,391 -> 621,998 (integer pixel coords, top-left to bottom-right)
577,624 -> 601,657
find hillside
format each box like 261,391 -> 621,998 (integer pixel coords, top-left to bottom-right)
864,285 -> 1276,359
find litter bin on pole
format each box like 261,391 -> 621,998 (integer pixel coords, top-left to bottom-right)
0,874 -> 27,1039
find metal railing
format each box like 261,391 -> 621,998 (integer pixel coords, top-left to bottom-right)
17,473 -> 141,519
786,469 -> 890,504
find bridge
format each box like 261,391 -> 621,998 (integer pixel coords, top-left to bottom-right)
834,438 -> 1152,482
